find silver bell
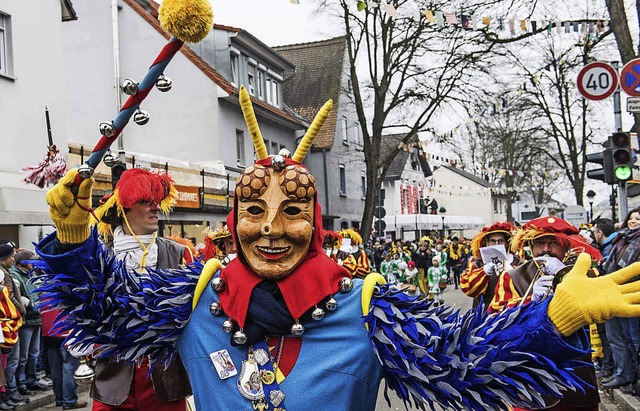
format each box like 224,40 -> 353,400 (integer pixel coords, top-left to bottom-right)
233,329 -> 247,345
339,277 -> 353,293
222,319 -> 234,333
103,151 -> 119,168
210,277 -> 225,292
77,164 -> 95,179
156,75 -> 173,92
73,358 -> 95,385
133,109 -> 150,125
270,155 -> 286,171
209,302 -> 223,316
121,78 -> 138,96
325,297 -> 337,311
311,307 -> 325,321
291,321 -> 304,336
99,121 -> 116,137
278,148 -> 291,158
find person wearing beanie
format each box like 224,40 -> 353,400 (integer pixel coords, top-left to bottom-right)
460,222 -> 517,309
39,168 -> 193,410
32,89 -> 640,410
490,216 -> 602,411
8,250 -> 47,398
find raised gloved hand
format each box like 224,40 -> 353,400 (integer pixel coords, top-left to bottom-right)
531,274 -> 554,301
548,253 -> 640,336
484,262 -> 496,276
46,168 -> 94,244
534,256 -> 565,276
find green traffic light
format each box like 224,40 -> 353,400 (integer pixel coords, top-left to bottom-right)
615,165 -> 632,181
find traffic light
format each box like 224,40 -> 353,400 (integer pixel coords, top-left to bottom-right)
586,149 -> 613,184
610,132 -> 633,182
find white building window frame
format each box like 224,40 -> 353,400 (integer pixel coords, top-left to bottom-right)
236,129 -> 245,167
339,164 -> 347,196
0,12 -> 13,79
341,116 -> 349,145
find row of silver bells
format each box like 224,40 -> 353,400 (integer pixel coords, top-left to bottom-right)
209,277 -> 354,345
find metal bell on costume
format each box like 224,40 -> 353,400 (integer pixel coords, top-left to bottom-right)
133,109 -> 150,125
311,306 -> 325,321
156,74 -> 173,92
210,277 -> 225,292
103,151 -> 119,168
291,321 -> 304,336
209,302 -> 223,316
325,297 -> 337,311
77,164 -> 94,179
233,329 -> 247,345
278,148 -> 291,158
339,277 -> 353,293
73,357 -> 95,385
270,155 -> 286,171
222,319 -> 234,333
121,78 -> 138,96
99,121 -> 117,137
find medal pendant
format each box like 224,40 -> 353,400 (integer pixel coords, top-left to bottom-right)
260,369 -> 275,385
252,397 -> 269,410
270,390 -> 286,407
237,357 -> 264,401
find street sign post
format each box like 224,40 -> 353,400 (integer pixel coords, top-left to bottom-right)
620,58 -> 640,97
577,62 -> 619,100
564,205 -> 587,228
627,97 -> 640,113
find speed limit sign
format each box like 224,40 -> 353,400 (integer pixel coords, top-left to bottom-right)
577,62 -> 618,100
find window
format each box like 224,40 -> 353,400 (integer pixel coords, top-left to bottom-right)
247,62 -> 256,95
236,129 -> 245,166
341,116 -> 349,144
270,79 -> 280,106
0,13 -> 13,78
339,164 -> 346,196
265,78 -> 272,103
354,122 -> 362,146
230,53 -> 239,85
257,70 -> 265,99
360,171 -> 366,200
493,199 -> 499,213
271,141 -> 279,155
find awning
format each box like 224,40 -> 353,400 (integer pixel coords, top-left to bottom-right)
0,172 -> 50,225
383,214 -> 485,231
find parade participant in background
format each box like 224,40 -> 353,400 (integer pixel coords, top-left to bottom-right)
445,237 -> 467,289
201,226 -> 236,266
404,261 -> 419,289
427,257 -> 447,306
461,222 -> 517,309
379,252 -> 395,284
337,228 -> 371,278
412,241 -> 433,296
71,168 -> 193,411
490,216 -> 602,411
32,61 -> 640,411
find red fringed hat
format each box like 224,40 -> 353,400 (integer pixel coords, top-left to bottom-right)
470,221 -> 516,257
510,216 -> 602,260
94,168 -> 178,235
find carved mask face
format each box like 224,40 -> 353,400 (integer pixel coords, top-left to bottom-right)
235,164 -> 316,280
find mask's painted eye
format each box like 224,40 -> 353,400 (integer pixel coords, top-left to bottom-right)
284,206 -> 301,216
247,205 -> 264,215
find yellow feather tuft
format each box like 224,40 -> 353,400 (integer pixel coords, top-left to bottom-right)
292,99 -> 333,163
159,0 -> 213,43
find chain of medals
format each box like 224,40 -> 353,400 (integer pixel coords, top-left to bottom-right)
237,336 -> 287,411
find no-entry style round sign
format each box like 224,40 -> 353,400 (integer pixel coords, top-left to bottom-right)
577,62 -> 618,101
620,58 -> 640,97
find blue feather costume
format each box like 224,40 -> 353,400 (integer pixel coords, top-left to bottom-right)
35,229 -> 590,411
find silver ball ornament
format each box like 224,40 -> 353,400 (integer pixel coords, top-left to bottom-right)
339,277 -> 354,293
222,319 -> 233,333
133,109 -> 150,126
270,155 -> 286,171
99,122 -> 116,138
291,322 -> 305,336
278,148 -> 291,158
311,307 -> 325,321
121,78 -> 138,96
156,75 -> 173,92
233,330 -> 247,345
209,302 -> 223,316
103,151 -> 119,168
210,277 -> 225,292
77,164 -> 94,179
325,297 -> 337,311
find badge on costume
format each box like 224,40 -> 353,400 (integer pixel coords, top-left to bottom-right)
237,355 -> 264,400
210,349 -> 237,379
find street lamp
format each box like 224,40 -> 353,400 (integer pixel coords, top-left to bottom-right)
439,206 -> 447,241
586,190 -> 596,223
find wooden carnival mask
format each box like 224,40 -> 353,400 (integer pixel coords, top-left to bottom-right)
234,86 -> 331,280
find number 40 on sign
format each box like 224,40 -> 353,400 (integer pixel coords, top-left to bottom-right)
577,62 -> 619,101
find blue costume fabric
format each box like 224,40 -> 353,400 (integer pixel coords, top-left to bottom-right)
35,229 -> 590,411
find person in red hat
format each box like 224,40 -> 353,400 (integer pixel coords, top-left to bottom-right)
461,222 -> 517,309
490,216 -> 602,411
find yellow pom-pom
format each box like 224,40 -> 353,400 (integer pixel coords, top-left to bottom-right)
159,0 -> 213,43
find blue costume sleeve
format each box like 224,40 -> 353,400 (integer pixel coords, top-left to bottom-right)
366,284 -> 590,411
34,228 -> 200,365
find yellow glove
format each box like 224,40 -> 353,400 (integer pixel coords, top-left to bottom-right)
46,168 -> 94,244
548,253 -> 640,336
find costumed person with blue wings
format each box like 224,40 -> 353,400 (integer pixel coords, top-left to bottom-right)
31,2 -> 640,410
